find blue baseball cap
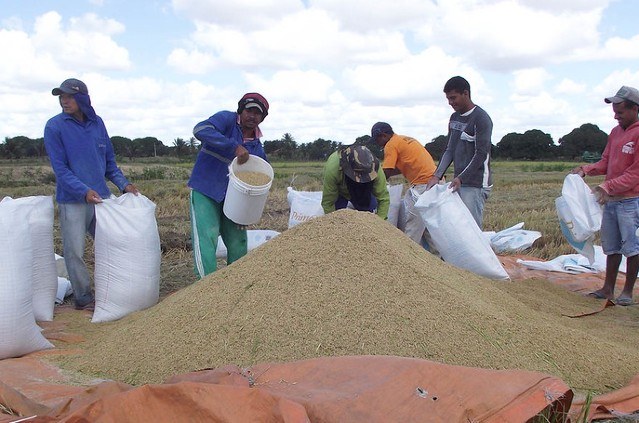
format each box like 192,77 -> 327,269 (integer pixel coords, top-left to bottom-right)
370,122 -> 393,140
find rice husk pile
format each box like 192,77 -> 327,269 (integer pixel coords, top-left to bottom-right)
61,209 -> 639,390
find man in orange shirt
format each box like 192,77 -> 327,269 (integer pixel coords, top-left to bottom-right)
371,122 -> 437,246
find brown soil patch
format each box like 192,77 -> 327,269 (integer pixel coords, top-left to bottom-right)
57,209 -> 639,392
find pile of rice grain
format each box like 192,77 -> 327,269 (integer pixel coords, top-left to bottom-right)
63,209 -> 639,390
235,171 -> 271,186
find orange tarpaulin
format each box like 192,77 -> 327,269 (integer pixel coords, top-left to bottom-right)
1,354 -> 571,422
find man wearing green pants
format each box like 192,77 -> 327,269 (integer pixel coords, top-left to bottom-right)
188,93 -> 270,277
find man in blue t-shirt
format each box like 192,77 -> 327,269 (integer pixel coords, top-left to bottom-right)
44,78 -> 139,311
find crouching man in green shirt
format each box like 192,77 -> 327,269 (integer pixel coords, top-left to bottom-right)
321,145 -> 389,219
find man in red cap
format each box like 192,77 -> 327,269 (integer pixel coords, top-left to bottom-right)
188,92 -> 270,277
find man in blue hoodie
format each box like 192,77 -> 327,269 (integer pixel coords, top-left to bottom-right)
44,78 -> 138,311
188,92 -> 270,277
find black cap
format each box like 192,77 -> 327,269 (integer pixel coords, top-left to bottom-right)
52,78 -> 88,96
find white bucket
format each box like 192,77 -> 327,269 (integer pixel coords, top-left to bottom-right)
223,155 -> 274,225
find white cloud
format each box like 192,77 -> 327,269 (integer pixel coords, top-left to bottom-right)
0,11 -> 130,89
512,68 -> 551,95
171,0 -> 302,27
2,1 -> 639,147
424,1 -> 603,70
555,78 -> 586,95
520,0 -> 610,12
166,48 -> 219,74
168,9 -> 412,74
32,12 -> 130,71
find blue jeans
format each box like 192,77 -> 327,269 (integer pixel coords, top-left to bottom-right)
58,202 -> 96,307
601,197 -> 639,257
458,186 -> 491,229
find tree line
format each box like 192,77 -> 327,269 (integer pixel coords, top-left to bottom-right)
0,123 -> 607,162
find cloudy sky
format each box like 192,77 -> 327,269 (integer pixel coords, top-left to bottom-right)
2,0 -> 638,147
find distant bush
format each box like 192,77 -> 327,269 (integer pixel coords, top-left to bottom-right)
521,163 -> 574,172
128,166 -> 190,181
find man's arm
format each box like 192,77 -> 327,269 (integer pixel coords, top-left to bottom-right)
193,111 -> 240,160
372,171 -> 390,219
383,168 -> 401,179
321,155 -> 340,214
457,112 -> 492,182
434,129 -> 454,181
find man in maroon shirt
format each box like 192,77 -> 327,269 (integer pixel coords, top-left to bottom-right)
572,86 -> 639,305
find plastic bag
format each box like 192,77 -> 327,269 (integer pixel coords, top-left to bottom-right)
216,230 -> 280,258
386,184 -> 404,228
490,222 -> 542,254
0,197 -> 53,359
414,184 -> 509,280
0,196 -> 57,321
93,193 -> 161,323
287,187 -> 324,228
557,174 -> 602,242
555,175 -> 602,264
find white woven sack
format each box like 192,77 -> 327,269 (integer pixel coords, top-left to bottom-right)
559,174 -> 602,242
414,183 -> 509,280
0,198 -> 54,359
217,229 -> 280,258
489,222 -> 542,254
1,196 -> 57,321
556,196 -> 596,264
93,193 -> 160,323
386,184 -> 404,228
287,187 -> 324,228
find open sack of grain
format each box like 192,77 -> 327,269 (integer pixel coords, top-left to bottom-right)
92,193 -> 161,323
0,196 -> 55,359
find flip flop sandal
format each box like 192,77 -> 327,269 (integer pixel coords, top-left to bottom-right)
588,291 -> 608,300
614,297 -> 635,306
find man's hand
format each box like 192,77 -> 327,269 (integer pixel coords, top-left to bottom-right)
570,166 -> 585,177
426,175 -> 440,190
450,177 -> 462,192
235,145 -> 250,164
593,186 -> 609,205
85,189 -> 103,204
124,184 -> 140,195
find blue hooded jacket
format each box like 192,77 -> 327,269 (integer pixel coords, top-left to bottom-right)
188,110 -> 267,202
44,93 -> 130,203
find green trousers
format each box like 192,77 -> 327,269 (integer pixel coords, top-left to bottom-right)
189,190 -> 247,278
